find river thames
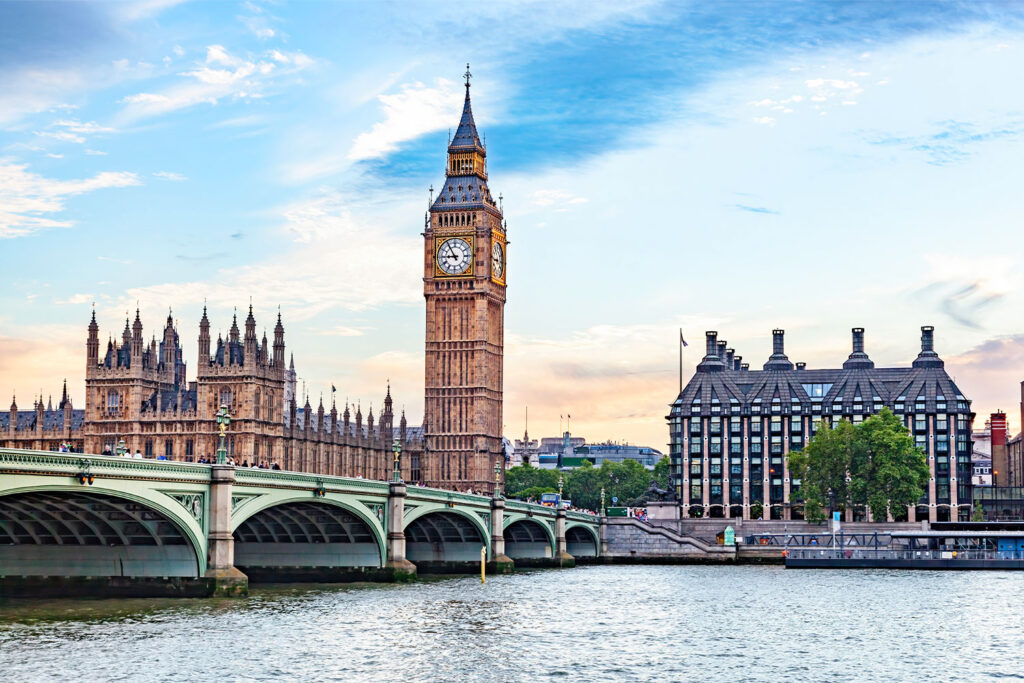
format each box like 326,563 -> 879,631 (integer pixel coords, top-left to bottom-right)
1,565 -> 1021,682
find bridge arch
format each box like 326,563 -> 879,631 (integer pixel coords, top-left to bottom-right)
404,508 -> 489,571
0,486 -> 204,578
502,518 -> 554,560
231,496 -> 386,578
565,523 -> 599,558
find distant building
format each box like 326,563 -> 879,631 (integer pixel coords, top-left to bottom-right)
521,431 -> 663,470
972,416 -> 995,486
1006,381 -> 1024,488
573,442 -> 664,469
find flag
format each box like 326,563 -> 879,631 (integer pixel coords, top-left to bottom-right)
331,384 -> 336,393
680,329 -> 688,347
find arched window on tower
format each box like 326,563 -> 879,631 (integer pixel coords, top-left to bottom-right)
254,389 -> 261,420
107,390 -> 119,410
220,387 -> 232,408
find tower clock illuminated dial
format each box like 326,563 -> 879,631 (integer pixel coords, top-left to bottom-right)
491,240 -> 504,279
437,237 -> 472,275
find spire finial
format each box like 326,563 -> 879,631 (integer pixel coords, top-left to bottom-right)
464,62 -> 471,89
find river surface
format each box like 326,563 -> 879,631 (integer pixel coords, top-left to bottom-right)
1,565 -> 1021,682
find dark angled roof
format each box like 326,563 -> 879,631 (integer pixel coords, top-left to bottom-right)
449,84 -> 483,152
673,327 -> 972,418
1,409 -> 85,431
431,174 -> 495,211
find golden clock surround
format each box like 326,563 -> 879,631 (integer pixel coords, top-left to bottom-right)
434,234 -> 475,278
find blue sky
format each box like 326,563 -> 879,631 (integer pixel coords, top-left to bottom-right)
2,1 -> 1024,446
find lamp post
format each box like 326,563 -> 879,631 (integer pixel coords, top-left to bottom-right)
558,474 -> 564,508
493,460 -> 502,499
215,404 -> 231,465
392,438 -> 402,483
115,438 -> 126,458
600,486 -> 606,517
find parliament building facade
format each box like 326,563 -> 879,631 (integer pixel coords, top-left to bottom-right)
2,306 -> 421,479
669,327 -> 975,522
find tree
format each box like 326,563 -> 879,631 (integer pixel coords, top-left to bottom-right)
652,456 -> 670,490
972,500 -> 985,522
859,408 -> 930,521
600,459 -> 651,506
505,464 -> 559,499
788,420 -> 858,523
790,408 -> 928,523
564,460 -> 602,510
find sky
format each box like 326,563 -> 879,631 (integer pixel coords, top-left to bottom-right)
2,1 -> 1024,449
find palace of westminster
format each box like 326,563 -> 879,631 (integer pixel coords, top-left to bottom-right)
0,66 -> 507,494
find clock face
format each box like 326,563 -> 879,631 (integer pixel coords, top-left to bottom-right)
437,237 -> 472,275
491,241 -> 504,278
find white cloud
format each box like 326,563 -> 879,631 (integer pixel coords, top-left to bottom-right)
347,79 -> 462,161
529,189 -> 588,207
153,171 -> 187,181
113,189 -> 421,318
111,0 -> 188,23
35,130 -> 85,144
55,293 -> 93,305
117,45 -> 314,122
34,119 -> 116,145
321,326 -> 371,337
85,149 -> 108,156
0,159 -> 141,238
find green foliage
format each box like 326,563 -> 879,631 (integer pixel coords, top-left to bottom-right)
749,501 -> 763,520
788,408 -> 928,522
506,456 -> 665,511
972,500 -> 985,522
859,408 -> 930,521
517,486 -> 557,501
505,464 -> 560,498
652,456 -> 670,490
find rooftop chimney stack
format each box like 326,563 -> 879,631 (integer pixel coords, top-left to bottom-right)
772,329 -> 785,355
764,329 -> 794,371
912,325 -> 944,369
796,362 -> 806,370
725,348 -> 735,367
733,355 -> 742,372
921,326 -> 934,353
698,331 -> 726,373
705,331 -> 718,358
843,326 -> 874,369
852,327 -> 865,354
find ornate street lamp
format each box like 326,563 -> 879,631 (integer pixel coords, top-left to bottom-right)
392,438 -> 402,483
493,460 -> 502,499
558,474 -> 564,507
115,438 -> 126,458
215,404 -> 231,465
601,486 -> 606,516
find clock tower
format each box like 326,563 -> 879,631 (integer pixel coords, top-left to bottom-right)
423,65 -> 506,493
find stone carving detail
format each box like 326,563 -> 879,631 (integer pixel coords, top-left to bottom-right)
367,503 -> 385,522
231,494 -> 259,511
169,493 -> 204,522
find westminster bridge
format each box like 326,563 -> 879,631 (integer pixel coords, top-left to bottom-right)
0,448 -> 601,597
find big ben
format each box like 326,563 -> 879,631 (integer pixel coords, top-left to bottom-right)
423,65 -> 506,493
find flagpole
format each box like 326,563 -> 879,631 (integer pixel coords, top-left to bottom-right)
679,329 -> 683,394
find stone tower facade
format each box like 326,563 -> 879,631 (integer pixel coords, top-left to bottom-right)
423,66 -> 506,494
